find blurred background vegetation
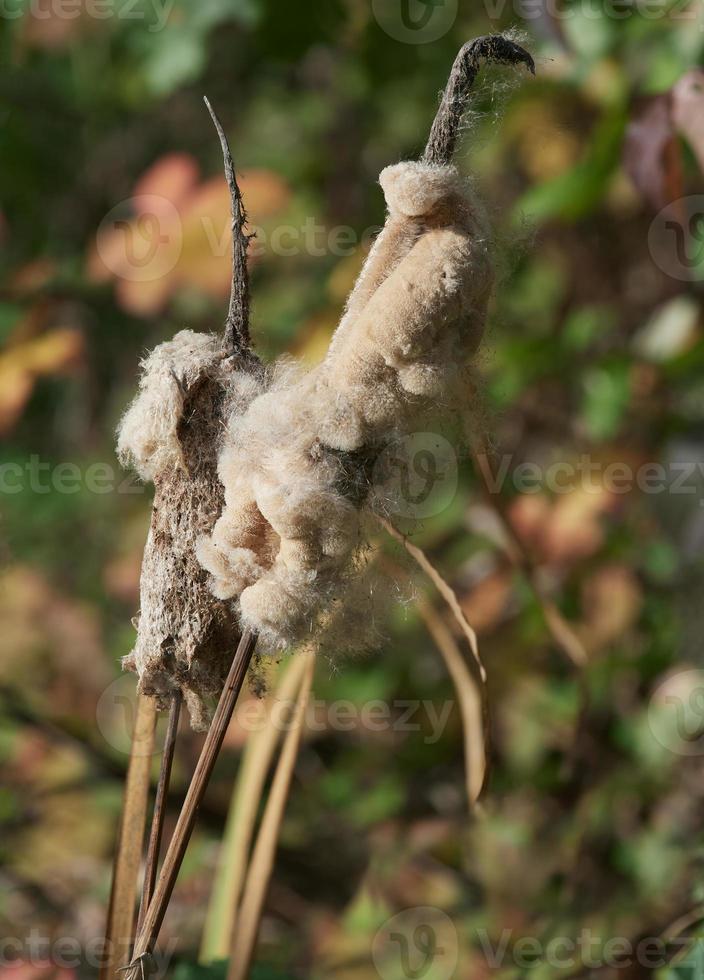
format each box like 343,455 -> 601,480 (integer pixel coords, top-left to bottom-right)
2,1 -> 704,977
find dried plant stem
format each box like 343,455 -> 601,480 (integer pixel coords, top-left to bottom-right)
101,694 -> 157,980
135,691 -> 181,936
125,630 -> 258,979
203,96 -> 252,357
200,653 -> 313,962
110,95 -> 257,978
228,650 -> 315,980
417,599 -> 487,806
423,34 -> 535,167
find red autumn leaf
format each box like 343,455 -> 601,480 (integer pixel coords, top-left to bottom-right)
87,152 -> 291,316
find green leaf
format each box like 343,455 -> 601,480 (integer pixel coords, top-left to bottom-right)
172,959 -> 295,980
0,303 -> 22,344
562,305 -> 615,352
514,106 -> 626,223
172,962 -> 228,980
250,967 -> 298,980
142,28 -> 206,97
580,360 -> 631,440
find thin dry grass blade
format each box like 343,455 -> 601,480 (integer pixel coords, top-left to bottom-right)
200,652 -> 312,963
101,693 -> 157,980
228,650 -> 315,980
379,516 -> 490,803
417,599 -> 487,806
378,516 -> 485,683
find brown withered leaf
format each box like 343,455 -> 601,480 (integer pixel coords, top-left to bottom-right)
672,68 -> 704,173
459,569 -> 513,635
623,94 -> 682,211
580,563 -> 643,652
508,485 -> 617,567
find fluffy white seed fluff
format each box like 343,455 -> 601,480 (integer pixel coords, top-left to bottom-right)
116,329 -> 265,728
118,330 -> 223,479
197,161 -> 493,652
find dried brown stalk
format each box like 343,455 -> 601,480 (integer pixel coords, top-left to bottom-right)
101,694 -> 156,980
417,599 -> 487,806
115,98 -> 260,978
379,516 -> 485,682
135,691 -> 181,935
125,629 -> 258,980
203,97 -> 252,358
423,34 -> 535,166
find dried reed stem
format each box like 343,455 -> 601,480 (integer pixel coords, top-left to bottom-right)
135,691 -> 181,936
228,650 -> 315,980
380,520 -> 489,805
101,694 -> 156,980
417,599 -> 487,806
124,630 -> 258,980
203,96 -> 252,358
200,652 -> 313,962
379,516 -> 486,682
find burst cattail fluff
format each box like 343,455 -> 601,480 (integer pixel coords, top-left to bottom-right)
197,161 -> 493,652
117,330 -> 264,728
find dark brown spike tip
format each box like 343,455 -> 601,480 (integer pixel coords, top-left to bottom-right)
423,34 -> 536,167
203,95 -> 252,358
